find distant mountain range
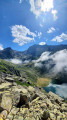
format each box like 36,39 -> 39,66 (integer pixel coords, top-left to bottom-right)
0,44 -> 67,60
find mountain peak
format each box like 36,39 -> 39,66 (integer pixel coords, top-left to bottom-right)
4,47 -> 12,51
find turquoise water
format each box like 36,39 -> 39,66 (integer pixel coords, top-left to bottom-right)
44,83 -> 67,99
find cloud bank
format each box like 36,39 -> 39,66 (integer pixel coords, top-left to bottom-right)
5,59 -> 22,64
5,59 -> 31,65
51,49 -> 67,74
33,49 -> 67,75
23,60 -> 30,64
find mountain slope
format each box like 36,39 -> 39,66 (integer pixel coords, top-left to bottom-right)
26,44 -> 67,56
0,59 -> 20,76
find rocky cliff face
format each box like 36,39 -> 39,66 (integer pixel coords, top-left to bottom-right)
0,73 -> 67,120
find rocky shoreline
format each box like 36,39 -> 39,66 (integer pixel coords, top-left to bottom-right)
0,73 -> 67,120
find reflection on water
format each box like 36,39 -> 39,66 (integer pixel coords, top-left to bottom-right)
44,83 -> 67,99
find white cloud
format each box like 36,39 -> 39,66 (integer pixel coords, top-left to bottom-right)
33,49 -> 67,74
38,32 -> 42,39
39,42 -> 46,45
29,0 -> 41,18
23,60 -> 30,64
47,27 -> 55,34
19,0 -> 58,20
51,49 -> 67,74
0,44 -> 4,50
19,0 -> 23,4
40,24 -> 43,27
33,52 -> 50,63
5,59 -> 22,64
11,25 -> 37,46
52,9 -> 58,21
52,33 -> 67,42
29,0 -> 54,18
34,62 -> 43,67
5,59 -> 30,64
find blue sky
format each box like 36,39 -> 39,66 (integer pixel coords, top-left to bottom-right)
0,0 -> 67,51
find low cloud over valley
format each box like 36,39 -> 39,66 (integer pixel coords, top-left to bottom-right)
33,49 -> 67,75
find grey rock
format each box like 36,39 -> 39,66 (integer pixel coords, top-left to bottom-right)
5,77 -> 15,82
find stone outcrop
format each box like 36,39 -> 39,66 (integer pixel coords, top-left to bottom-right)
0,72 -> 31,86
0,73 -> 67,120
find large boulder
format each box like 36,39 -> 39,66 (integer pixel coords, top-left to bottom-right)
0,94 -> 12,112
8,86 -> 30,108
11,91 -> 20,107
28,86 -> 35,93
31,88 -> 47,101
0,90 -> 20,112
48,92 -> 64,104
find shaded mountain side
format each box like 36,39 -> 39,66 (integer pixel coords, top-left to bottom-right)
26,44 -> 67,57
0,44 -> 67,60
0,60 -> 39,85
52,72 -> 67,84
0,59 -> 20,76
0,47 -> 24,59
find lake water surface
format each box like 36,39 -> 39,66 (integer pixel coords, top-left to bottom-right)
44,83 -> 67,99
